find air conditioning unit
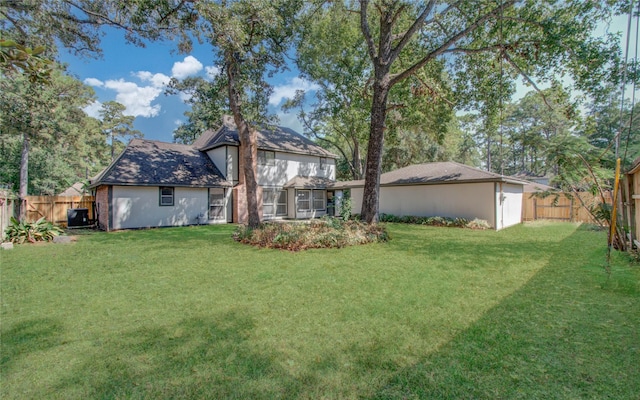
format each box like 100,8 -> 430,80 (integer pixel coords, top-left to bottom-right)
67,208 -> 89,228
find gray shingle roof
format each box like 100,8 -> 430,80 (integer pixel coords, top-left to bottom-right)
333,162 -> 525,188
283,176 -> 334,189
195,123 -> 337,158
91,139 -> 230,187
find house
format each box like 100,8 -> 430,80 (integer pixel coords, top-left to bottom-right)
627,157 -> 640,247
90,117 -> 337,231
58,182 -> 88,197
334,162 -> 525,230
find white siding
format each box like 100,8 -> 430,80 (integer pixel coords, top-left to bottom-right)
206,147 -> 227,179
111,186 -> 210,230
350,182 -> 500,228
206,146 -> 238,182
495,182 -> 523,230
257,152 -> 335,186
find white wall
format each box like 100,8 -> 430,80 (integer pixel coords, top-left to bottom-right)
111,186 -> 211,230
257,152 -> 335,186
350,182 -> 499,227
495,182 -> 523,230
206,146 -> 238,182
207,147 -> 227,179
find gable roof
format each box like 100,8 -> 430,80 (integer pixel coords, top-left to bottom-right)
333,162 -> 525,188
59,181 -> 87,196
194,120 -> 336,158
91,139 -> 230,188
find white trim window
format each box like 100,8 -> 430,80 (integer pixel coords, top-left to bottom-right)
263,188 -> 287,217
313,190 -> 325,211
276,190 -> 287,216
159,187 -> 174,206
297,190 -> 311,212
209,188 -> 225,220
319,157 -> 327,170
257,150 -> 275,166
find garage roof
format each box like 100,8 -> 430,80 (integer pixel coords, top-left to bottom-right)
333,162 -> 526,188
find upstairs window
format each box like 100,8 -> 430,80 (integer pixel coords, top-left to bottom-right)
159,187 -> 174,206
258,150 -> 275,166
319,157 -> 327,170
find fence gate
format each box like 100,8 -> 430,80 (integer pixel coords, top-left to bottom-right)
533,196 -> 573,221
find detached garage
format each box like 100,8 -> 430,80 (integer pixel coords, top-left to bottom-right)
337,162 -> 524,230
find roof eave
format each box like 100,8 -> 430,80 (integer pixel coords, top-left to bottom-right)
90,181 -> 232,189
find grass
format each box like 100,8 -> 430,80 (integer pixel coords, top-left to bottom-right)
1,222 -> 638,399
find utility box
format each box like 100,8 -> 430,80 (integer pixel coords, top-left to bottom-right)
67,208 -> 89,228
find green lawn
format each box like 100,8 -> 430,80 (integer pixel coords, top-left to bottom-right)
1,222 -> 638,399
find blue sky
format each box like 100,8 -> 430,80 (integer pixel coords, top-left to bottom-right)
59,15 -> 636,144
59,28 -> 318,143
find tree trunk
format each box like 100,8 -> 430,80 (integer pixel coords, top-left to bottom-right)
225,51 -> 261,228
360,76 -> 390,224
18,132 -> 29,221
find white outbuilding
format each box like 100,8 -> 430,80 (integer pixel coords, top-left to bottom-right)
335,162 -> 525,230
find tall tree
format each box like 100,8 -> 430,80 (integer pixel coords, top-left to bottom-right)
169,0 -> 300,228
99,101 -> 142,160
2,0 -> 200,218
0,64 -> 105,198
355,0 -> 627,223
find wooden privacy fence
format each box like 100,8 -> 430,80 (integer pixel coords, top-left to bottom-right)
25,195 -> 95,227
522,192 -> 612,223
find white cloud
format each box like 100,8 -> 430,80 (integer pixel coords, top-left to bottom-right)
104,79 -> 163,118
83,100 -> 103,118
277,111 -> 304,133
205,65 -> 221,80
135,71 -> 171,88
172,56 -> 203,79
270,77 -> 320,106
84,78 -> 104,87
174,119 -> 184,126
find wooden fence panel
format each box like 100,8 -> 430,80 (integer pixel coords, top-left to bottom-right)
25,195 -> 95,227
522,192 -> 611,224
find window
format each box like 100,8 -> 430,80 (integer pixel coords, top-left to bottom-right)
159,187 -> 174,206
209,189 -> 225,220
258,150 -> 275,166
319,157 -> 327,170
263,188 -> 287,217
313,190 -> 325,211
263,189 -> 276,217
297,190 -> 311,212
276,190 -> 287,216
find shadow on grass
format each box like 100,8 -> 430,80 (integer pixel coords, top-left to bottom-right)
1,318 -> 65,372
50,310 -> 305,399
365,224 -> 640,399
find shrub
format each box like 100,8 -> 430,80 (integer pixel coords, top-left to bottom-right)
233,218 -> 388,251
465,218 -> 491,230
4,217 -> 64,244
379,213 -> 485,229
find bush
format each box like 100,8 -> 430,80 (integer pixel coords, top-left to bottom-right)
233,218 -> 388,251
4,217 -> 64,244
379,213 -> 488,229
465,218 -> 491,230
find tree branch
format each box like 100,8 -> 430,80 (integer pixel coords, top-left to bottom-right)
501,50 -> 552,108
389,0 -> 436,65
359,0 -> 377,62
389,0 -> 518,87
